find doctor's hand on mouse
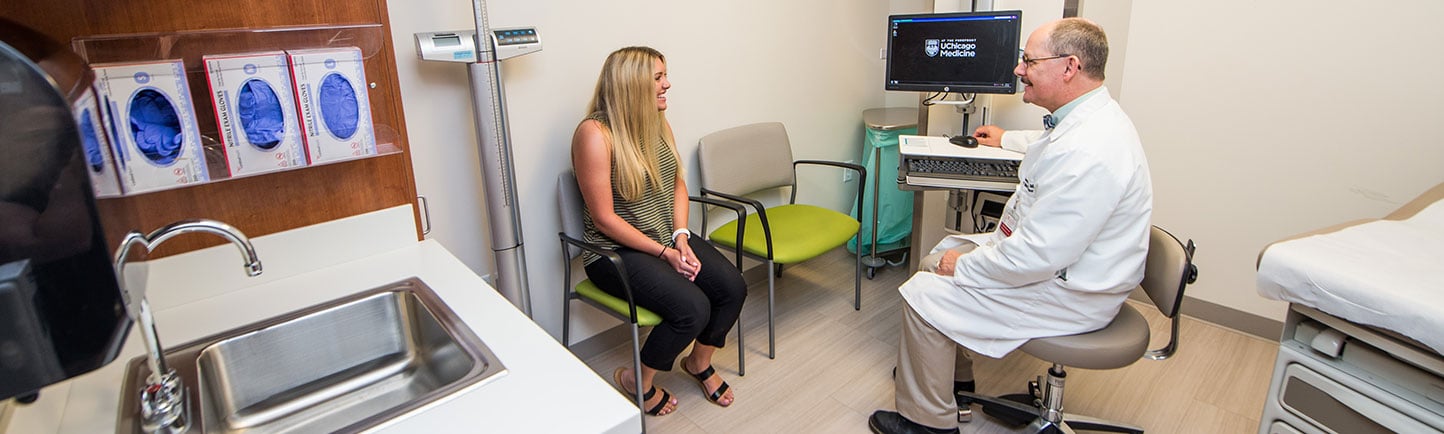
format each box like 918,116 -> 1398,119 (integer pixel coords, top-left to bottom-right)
970,125 -> 1006,148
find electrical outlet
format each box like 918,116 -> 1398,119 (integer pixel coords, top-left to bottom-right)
843,160 -> 856,182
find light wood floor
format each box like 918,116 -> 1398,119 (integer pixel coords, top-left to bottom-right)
582,248 -> 1279,433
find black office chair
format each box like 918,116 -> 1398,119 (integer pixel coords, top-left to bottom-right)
961,225 -> 1198,434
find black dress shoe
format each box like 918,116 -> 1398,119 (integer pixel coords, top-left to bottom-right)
867,411 -> 960,434
887,367 -> 975,423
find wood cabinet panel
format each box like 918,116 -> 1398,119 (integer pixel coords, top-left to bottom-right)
2,0 -> 421,257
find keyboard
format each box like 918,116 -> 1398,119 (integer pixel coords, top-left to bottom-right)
896,135 -> 1022,191
904,156 -> 1019,182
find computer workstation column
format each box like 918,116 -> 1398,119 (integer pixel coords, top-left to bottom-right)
896,135 -> 1022,271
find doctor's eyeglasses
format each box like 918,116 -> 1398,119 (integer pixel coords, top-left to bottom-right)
1020,51 -> 1071,67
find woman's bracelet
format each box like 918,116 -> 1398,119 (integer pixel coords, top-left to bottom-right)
657,245 -> 669,258
671,228 -> 690,244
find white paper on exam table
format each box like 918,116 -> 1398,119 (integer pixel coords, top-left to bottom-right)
1257,199 -> 1444,354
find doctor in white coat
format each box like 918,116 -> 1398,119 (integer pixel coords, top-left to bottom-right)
869,17 -> 1153,434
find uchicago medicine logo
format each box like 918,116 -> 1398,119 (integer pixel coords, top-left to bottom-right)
925,38 -> 978,58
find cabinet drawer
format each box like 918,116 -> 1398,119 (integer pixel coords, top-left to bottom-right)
1280,363 -> 1435,433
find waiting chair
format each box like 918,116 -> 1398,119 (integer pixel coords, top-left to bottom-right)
557,170 -> 748,428
696,122 -> 865,359
960,225 -> 1198,434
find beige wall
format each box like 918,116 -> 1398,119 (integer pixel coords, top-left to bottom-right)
388,0 -> 1444,344
388,1 -> 891,342
1120,0 -> 1444,321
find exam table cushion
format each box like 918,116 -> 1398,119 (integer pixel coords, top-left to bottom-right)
707,203 -> 861,265
1257,186 -> 1444,354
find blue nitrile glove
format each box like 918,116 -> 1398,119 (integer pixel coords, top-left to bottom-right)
318,73 -> 359,139
129,89 -> 183,165
236,79 -> 285,149
79,109 -> 104,171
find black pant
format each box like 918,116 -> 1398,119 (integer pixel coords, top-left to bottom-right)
584,233 -> 747,372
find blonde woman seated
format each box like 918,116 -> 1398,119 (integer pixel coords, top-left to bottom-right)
571,46 -> 747,416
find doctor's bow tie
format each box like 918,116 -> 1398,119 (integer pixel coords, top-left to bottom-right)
1043,114 -> 1057,129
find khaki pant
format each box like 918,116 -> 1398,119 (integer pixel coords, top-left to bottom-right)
896,243 -> 977,429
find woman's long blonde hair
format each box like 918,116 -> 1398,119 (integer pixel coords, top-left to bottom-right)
588,46 -> 675,202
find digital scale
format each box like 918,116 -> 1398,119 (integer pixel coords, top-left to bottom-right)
415,27 -> 541,63
413,13 -> 543,316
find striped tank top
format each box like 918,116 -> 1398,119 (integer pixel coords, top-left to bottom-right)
581,112 -> 677,265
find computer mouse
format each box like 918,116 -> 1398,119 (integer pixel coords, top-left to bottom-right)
949,135 -> 979,148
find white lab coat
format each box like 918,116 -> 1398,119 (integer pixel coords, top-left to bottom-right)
898,87 -> 1153,358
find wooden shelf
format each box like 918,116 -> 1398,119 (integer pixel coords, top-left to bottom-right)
1,0 -> 420,257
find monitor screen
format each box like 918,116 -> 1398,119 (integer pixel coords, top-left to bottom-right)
885,11 -> 1023,94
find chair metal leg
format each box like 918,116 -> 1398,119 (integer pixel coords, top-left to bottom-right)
854,237 -> 862,310
1040,366 -> 1066,426
631,323 -> 647,433
1027,418 -> 1078,434
958,390 -> 1041,420
961,363 -> 1144,434
767,259 -> 776,359
736,317 -> 746,376
562,295 -> 572,347
962,391 -> 1072,434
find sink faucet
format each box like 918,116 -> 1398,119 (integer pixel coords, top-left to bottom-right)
113,219 -> 263,434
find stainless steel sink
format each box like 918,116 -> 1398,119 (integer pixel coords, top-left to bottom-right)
116,278 -> 506,433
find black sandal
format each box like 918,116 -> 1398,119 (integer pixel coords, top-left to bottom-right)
687,364 -> 733,407
641,386 -> 673,415
614,367 -> 674,416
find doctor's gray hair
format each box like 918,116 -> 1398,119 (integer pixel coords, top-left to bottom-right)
1047,18 -> 1108,81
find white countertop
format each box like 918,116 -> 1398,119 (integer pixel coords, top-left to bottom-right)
4,206 -> 641,434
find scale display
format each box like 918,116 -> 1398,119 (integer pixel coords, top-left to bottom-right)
414,27 -> 541,63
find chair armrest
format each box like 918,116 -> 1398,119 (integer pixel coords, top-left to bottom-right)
795,159 -> 865,177
700,188 -> 775,259
689,195 -> 747,268
689,194 -> 746,216
558,233 -> 642,324
793,159 -> 867,224
698,188 -> 762,211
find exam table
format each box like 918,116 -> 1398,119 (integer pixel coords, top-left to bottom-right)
1255,182 -> 1444,433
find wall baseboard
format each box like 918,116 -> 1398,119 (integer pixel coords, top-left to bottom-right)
573,264 -> 1286,360
568,323 -> 640,361
1130,292 -> 1282,341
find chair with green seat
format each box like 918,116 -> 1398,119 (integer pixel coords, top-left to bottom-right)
696,122 -> 865,359
556,170 -> 747,426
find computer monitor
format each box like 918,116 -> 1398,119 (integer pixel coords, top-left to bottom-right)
885,10 -> 1023,94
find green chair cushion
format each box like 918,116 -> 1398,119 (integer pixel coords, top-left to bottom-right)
707,203 -> 860,264
576,279 -> 662,327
